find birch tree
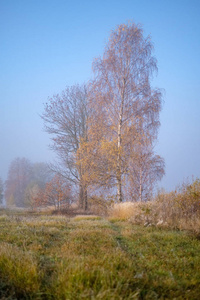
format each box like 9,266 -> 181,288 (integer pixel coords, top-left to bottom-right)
87,22 -> 163,202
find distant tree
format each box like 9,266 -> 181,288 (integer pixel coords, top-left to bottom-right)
5,157 -> 32,207
42,84 -> 88,210
32,162 -> 52,188
34,174 -> 71,210
24,162 -> 53,208
24,183 -> 40,209
80,22 -> 163,201
0,178 -> 4,205
32,187 -> 45,209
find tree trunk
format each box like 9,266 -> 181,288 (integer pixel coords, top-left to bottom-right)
117,111 -> 123,202
117,172 -> 122,202
79,183 -> 84,209
79,182 -> 88,211
139,168 -> 142,202
84,187 -> 88,211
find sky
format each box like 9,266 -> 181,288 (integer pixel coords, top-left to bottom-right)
0,0 -> 200,192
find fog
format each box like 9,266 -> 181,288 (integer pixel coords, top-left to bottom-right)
1,0 -> 200,193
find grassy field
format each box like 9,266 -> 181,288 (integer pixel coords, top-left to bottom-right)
0,210 -> 199,299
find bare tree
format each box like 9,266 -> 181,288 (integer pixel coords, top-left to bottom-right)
41,84 -> 88,210
87,22 -> 163,201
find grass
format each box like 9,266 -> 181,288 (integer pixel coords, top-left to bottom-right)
0,210 -> 199,299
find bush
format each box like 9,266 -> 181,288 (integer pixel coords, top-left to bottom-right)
88,196 -> 112,216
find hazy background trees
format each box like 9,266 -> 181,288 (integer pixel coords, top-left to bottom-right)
5,158 -> 52,208
5,158 -> 32,207
24,162 -> 53,208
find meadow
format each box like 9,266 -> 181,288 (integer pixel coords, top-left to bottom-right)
0,209 -> 199,299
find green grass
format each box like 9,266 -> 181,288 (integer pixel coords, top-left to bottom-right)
0,211 -> 199,299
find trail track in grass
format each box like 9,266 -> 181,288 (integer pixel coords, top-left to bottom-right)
0,211 -> 199,299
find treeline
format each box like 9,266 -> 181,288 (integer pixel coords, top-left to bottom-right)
4,157 -> 71,209
41,22 -> 165,210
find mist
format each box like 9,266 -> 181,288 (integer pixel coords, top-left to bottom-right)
1,0 -> 200,195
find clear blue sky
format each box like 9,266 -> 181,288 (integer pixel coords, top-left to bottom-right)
0,0 -> 200,191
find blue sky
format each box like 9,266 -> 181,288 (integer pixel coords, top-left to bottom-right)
0,0 -> 200,191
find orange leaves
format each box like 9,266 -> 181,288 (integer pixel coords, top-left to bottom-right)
33,174 -> 71,210
44,175 -> 71,209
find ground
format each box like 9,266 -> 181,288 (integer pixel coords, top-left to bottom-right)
0,210 -> 199,299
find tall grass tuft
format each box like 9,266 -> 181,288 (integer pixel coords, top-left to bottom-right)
108,201 -> 140,220
0,243 -> 40,298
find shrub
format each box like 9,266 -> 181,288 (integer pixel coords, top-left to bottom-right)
88,196 -> 112,216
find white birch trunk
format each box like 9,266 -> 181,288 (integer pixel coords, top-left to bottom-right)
139,168 -> 142,202
117,107 -> 123,202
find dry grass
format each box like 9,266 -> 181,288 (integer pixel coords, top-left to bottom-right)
108,201 -> 141,220
109,178 -> 200,235
151,183 -> 200,234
